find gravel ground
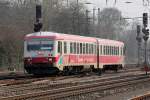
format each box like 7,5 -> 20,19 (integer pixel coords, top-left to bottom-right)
63,79 -> 150,100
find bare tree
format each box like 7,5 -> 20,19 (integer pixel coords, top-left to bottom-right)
97,8 -> 127,40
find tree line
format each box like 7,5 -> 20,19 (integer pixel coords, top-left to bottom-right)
0,0 -> 140,70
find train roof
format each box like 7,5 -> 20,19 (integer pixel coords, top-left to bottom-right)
25,31 -> 124,46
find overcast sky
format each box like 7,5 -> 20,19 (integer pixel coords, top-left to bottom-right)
84,0 -> 150,18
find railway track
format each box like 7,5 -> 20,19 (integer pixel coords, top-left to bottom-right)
0,66 -> 141,85
0,72 -> 149,100
130,92 -> 150,100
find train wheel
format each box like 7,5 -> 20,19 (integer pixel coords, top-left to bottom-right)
62,67 -> 70,76
114,66 -> 118,73
98,68 -> 102,76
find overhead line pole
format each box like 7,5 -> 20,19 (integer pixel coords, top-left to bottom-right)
77,0 -> 80,34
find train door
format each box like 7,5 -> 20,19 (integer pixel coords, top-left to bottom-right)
96,39 -> 99,69
96,39 -> 102,75
57,41 -> 63,69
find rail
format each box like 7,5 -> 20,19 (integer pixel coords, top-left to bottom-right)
130,92 -> 150,100
0,74 -> 149,100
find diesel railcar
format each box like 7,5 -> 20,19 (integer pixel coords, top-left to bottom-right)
24,32 -> 125,75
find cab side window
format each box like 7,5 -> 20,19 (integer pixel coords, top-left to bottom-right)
58,41 -> 62,53
64,42 -> 67,54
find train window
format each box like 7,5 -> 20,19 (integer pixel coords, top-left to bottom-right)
109,46 -> 111,55
100,45 -> 102,55
106,46 -> 108,55
90,44 -> 92,54
111,46 -> 113,55
91,44 -> 94,54
74,42 -> 76,54
118,47 -> 119,55
113,46 -> 115,55
104,46 -> 106,55
64,42 -> 67,54
112,46 -> 114,55
80,43 -> 82,54
89,44 -> 91,54
115,47 -> 117,55
116,47 -> 118,55
121,47 -> 123,55
77,43 -> 79,54
116,47 -> 117,55
70,42 -> 73,53
107,46 -> 109,55
83,43 -> 85,54
94,45 -> 96,54
58,41 -> 62,53
108,46 -> 110,55
86,43 -> 88,54
120,47 -> 122,55
108,46 -> 109,55
110,46 -> 112,55
114,47 -> 116,55
103,46 -> 105,55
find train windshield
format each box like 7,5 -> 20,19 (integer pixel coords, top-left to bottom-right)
27,39 -> 54,51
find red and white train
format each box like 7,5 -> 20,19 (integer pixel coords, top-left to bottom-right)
24,32 -> 125,75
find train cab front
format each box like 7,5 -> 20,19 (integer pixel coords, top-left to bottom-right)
24,38 -> 59,75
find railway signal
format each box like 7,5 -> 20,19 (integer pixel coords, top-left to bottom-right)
143,13 -> 148,27
136,25 -> 142,67
34,4 -> 43,32
142,12 -> 149,75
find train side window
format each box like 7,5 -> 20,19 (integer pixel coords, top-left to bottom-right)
90,44 -> 92,54
116,47 -> 117,55
103,46 -> 105,55
111,46 -> 113,55
99,45 -> 100,55
58,41 -> 62,53
83,43 -> 85,54
91,44 -> 93,54
108,46 -> 110,55
115,47 -> 117,55
101,45 -> 103,55
108,46 -> 109,55
109,46 -> 110,55
118,47 -> 119,55
111,46 -> 114,55
121,47 -> 123,55
107,46 -> 108,55
95,45 -> 97,54
106,46 -> 108,55
113,47 -> 115,55
104,46 -> 106,55
110,46 -> 112,55
70,42 -> 73,54
64,42 -> 67,54
74,42 -> 76,54
120,47 -> 122,56
80,43 -> 82,54
113,46 -> 115,55
115,47 -> 116,55
77,43 -> 79,54
86,43 -> 88,54
89,44 -> 91,54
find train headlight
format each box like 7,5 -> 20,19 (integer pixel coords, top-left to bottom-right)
27,58 -> 32,62
48,58 -> 52,62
